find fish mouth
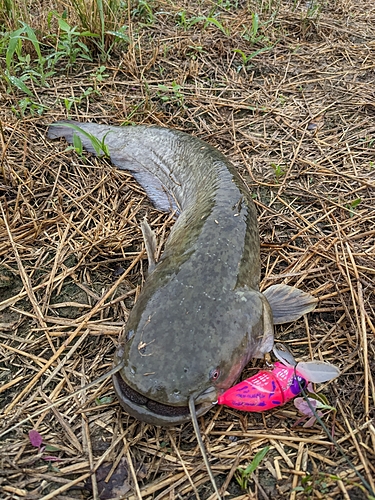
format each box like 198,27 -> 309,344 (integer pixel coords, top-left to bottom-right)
113,372 -> 215,426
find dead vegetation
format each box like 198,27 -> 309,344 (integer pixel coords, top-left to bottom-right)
0,0 -> 375,498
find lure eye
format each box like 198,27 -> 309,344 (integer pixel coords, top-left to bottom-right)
210,368 -> 220,381
290,375 -> 307,395
298,377 -> 308,390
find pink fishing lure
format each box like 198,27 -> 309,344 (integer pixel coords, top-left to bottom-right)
217,362 -> 307,412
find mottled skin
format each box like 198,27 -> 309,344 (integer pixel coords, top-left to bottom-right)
48,123 -> 275,425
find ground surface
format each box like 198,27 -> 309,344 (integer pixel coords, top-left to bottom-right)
0,0 -> 375,499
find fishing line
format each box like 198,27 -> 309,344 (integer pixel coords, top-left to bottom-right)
296,372 -> 375,498
188,395 -> 222,500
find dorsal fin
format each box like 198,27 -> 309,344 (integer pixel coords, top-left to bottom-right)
140,218 -> 158,272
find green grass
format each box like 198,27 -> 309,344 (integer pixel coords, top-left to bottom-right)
58,122 -> 111,157
0,0 -> 131,115
271,163 -> 286,181
157,81 -> 185,107
0,0 -> 288,117
235,446 -> 270,490
345,198 -> 361,218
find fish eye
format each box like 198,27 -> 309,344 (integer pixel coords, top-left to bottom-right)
210,368 -> 220,381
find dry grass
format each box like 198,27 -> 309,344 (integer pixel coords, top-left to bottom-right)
1,0 -> 375,498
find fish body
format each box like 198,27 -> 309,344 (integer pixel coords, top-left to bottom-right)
48,122 -> 317,426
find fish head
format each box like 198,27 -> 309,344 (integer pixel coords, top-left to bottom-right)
113,282 -> 273,426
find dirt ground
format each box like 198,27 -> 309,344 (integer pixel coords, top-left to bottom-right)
0,0 -> 375,499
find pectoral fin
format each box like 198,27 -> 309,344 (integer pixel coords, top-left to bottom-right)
263,284 -> 318,325
140,218 -> 158,273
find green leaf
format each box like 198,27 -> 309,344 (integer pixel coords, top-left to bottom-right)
58,18 -> 72,33
242,446 -> 270,476
293,486 -> 306,491
233,48 -> 247,64
95,396 -> 113,405
57,123 -> 110,157
187,16 -> 205,27
22,23 -> 42,61
44,444 -> 60,452
350,198 -> 361,208
307,391 -> 331,407
204,17 -> 229,35
7,74 -> 33,96
72,133 -> 83,154
6,27 -> 24,69
245,46 -> 273,61
80,31 -> 100,38
107,30 -> 130,42
252,13 -> 259,37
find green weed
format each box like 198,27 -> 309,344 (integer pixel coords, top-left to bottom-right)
305,0 -> 322,19
186,44 -> 206,60
233,46 -> 273,71
295,473 -> 341,497
0,0 -> 28,28
157,82 -> 185,107
4,72 -> 33,97
95,396 -> 113,405
176,11 -> 202,30
105,25 -> 129,51
176,12 -> 229,35
132,0 -> 155,25
0,0 -> 14,21
345,198 -> 361,218
217,0 -> 241,10
297,0 -> 323,33
11,97 -> 48,117
271,163 -> 286,181
120,100 -> 147,125
1,14 -> 98,102
70,0 -> 126,54
204,17 -> 229,35
62,85 -> 101,113
92,64 -> 108,83
1,21 -> 54,108
4,22 -> 54,86
58,123 -> 110,157
1,13 -> 106,115
241,11 -> 274,44
235,446 -> 270,490
47,11 -> 96,66
253,0 -> 282,14
244,12 -> 260,42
